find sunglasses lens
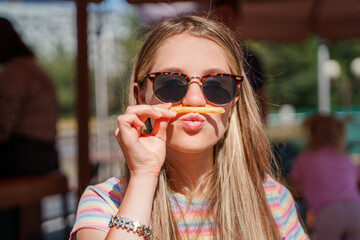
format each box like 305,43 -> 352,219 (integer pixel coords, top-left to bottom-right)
153,74 -> 188,103
203,76 -> 237,105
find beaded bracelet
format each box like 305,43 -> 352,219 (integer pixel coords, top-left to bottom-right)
108,215 -> 152,240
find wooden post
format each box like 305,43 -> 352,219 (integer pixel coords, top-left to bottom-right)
76,0 -> 90,196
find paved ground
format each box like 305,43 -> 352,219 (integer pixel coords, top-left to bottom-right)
42,192 -> 77,240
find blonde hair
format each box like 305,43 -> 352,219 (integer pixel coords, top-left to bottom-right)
126,15 -> 280,239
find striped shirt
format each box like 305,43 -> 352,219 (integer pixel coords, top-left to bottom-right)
70,175 -> 308,239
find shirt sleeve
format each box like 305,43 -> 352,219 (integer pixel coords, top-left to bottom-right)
278,184 -> 309,240
69,178 -> 124,240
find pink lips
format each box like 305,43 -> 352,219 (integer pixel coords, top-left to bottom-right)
180,114 -> 206,131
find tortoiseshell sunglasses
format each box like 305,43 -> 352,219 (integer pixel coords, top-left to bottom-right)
140,72 -> 244,105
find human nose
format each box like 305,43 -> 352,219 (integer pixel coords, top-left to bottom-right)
181,78 -> 207,106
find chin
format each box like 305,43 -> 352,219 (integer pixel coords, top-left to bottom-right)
167,134 -> 218,153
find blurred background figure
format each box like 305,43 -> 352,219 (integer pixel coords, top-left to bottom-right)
0,17 -> 59,240
291,113 -> 360,240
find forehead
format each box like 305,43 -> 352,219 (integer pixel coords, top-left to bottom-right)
150,32 -> 231,75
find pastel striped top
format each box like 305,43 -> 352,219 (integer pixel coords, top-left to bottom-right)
70,175 -> 308,240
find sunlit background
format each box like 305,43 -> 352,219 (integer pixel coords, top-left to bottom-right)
0,0 -> 359,239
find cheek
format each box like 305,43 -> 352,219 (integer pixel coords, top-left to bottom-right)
142,83 -> 159,105
215,103 -> 234,136
148,94 -> 161,105
221,103 -> 233,126
145,86 -> 163,105
220,113 -> 229,130
217,111 -> 230,137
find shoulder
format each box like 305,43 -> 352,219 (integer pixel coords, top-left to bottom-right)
291,151 -> 310,177
263,174 -> 288,217
77,177 -> 125,214
293,151 -> 310,163
263,174 -> 288,202
70,178 -> 125,239
264,175 -> 293,201
83,177 -> 124,207
263,175 -> 309,240
1,57 -> 28,75
0,57 -> 30,93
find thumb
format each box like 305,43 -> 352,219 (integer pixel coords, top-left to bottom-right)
151,118 -> 170,142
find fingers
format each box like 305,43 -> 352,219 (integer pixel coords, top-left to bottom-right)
115,103 -> 176,146
125,103 -> 177,122
115,114 -> 144,146
151,118 -> 170,142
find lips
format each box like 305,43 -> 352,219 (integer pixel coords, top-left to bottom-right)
180,114 -> 206,131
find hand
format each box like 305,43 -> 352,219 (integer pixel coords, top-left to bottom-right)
115,103 -> 177,178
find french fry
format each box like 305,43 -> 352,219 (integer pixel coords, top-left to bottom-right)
170,106 -> 225,113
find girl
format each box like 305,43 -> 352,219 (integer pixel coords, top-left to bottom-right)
291,114 -> 360,240
70,15 -> 308,240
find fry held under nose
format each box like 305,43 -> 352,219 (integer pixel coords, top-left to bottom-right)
169,106 -> 225,114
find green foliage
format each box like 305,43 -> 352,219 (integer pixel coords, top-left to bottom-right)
108,10 -> 148,115
38,45 -> 76,117
36,9 -> 145,118
329,40 -> 360,107
246,38 -> 360,111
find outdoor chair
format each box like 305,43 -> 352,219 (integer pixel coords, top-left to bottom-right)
0,170 -> 69,240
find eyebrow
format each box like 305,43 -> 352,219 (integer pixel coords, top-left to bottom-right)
157,67 -> 230,75
203,68 -> 229,75
159,67 -> 184,73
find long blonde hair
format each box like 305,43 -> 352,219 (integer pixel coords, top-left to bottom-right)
126,15 -> 280,239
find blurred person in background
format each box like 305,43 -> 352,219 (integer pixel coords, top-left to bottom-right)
291,113 -> 360,240
0,17 -> 59,240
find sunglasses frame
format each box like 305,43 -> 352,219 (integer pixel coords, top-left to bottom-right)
140,72 -> 244,105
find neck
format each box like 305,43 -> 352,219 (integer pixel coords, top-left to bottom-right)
165,147 -> 214,194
